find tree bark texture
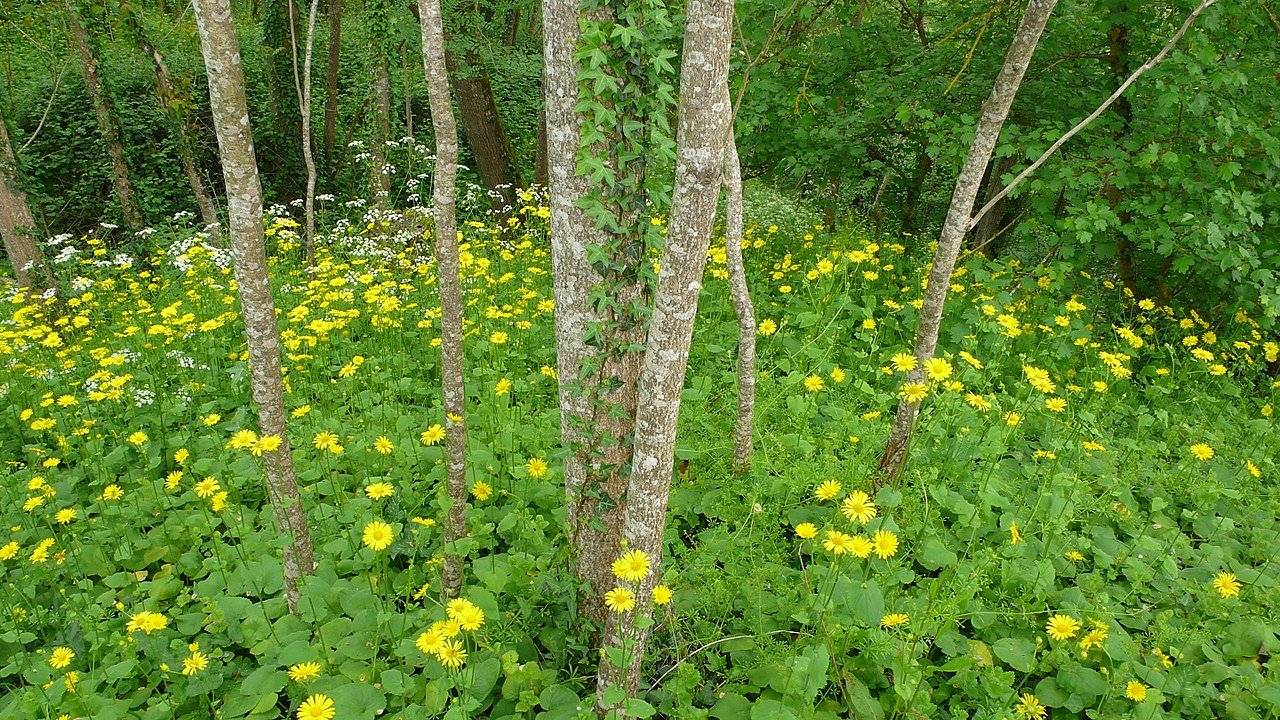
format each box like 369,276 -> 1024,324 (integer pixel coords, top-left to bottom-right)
877,0 -> 1058,483
1103,1 -> 1139,296
68,0 -> 144,229
289,0 -> 321,255
134,30 -> 222,237
369,33 -> 393,210
595,0 -> 734,709
192,0 -> 316,612
262,0 -> 305,199
323,0 -> 342,172
723,136 -> 756,472
417,0 -> 469,600
0,112 -> 50,293
448,52 -> 522,213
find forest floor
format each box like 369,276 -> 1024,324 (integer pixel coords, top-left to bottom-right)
1,187 -> 1277,720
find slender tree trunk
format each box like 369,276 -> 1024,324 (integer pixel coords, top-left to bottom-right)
723,136 -> 755,472
289,0 -> 321,256
1103,0 -> 1139,296
534,107 -> 548,187
542,0 -> 633,620
417,0 -> 468,600
0,111 -> 51,294
192,0 -> 315,612
595,0 -> 733,710
67,0 -> 144,229
900,145 -> 931,236
262,0 -> 304,199
877,0 -> 1058,483
971,155 -> 1015,252
322,0 -> 342,173
371,53 -> 389,207
134,32 -> 222,238
448,52 -> 522,212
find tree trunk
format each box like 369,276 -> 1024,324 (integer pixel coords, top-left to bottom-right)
192,0 -> 315,612
289,0 -> 321,256
262,0 -> 305,199
417,0 -> 469,601
877,0 -> 1058,483
899,145 -> 932,236
1103,0 -> 1139,296
67,0 -> 144,229
370,51 -> 392,210
448,52 -> 522,213
0,111 -> 51,294
971,155 -> 1016,252
322,0 -> 342,174
723,136 -> 756,472
542,0 -> 638,621
534,107 -> 548,187
134,30 -> 223,238
595,0 -> 733,710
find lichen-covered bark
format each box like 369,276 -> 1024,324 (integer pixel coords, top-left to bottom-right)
0,111 -> 50,293
369,11 -> 393,212
877,0 -> 1058,483
594,0 -> 734,709
68,0 -> 144,229
723,136 -> 756,472
418,0 -> 469,600
289,0 -> 321,255
192,0 -> 315,612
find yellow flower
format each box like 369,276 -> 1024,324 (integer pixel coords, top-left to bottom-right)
1015,693 -> 1047,720
1212,572 -> 1241,598
202,413 -> 221,426
1125,681 -> 1147,702
362,521 -> 394,551
526,457 -> 548,477
455,605 -> 485,631
840,491 -> 877,524
246,432 -> 280,454
1044,397 -> 1067,412
923,357 -> 952,381
126,610 -> 168,635
823,530 -> 856,555
127,431 -> 148,446
652,585 -> 673,605
297,694 -> 336,720
226,429 -> 257,450
814,480 -> 842,501
291,405 -> 311,418
288,662 -> 322,682
1246,460 -> 1261,478
54,508 -> 77,525
373,436 -> 394,454
182,650 -> 209,676
1045,614 -> 1081,640
871,530 -> 898,559
890,353 -> 917,372
174,448 -> 190,464
419,425 -> 446,445
416,629 -> 446,655
436,640 -> 467,667
880,613 -> 909,629
365,482 -> 395,499
195,477 -> 221,499
490,331 -> 509,344
604,587 -> 636,613
757,319 -> 778,335
0,542 -> 18,561
1189,443 -> 1214,461
1009,522 -> 1023,545
803,375 -> 825,392
899,383 -> 928,403
313,431 -> 339,450
794,522 -> 817,539
612,550 -> 651,582
1065,550 -> 1085,563
49,647 -> 74,669
830,367 -> 846,383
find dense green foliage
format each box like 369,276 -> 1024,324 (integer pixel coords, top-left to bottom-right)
1,188 -> 1277,719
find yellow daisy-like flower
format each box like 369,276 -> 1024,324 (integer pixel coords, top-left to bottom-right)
1009,522 -> 1023,545
1125,681 -> 1147,702
756,319 -> 778,335
455,605 -> 485,631
54,508 -> 77,525
195,477 -> 221,499
313,431 -> 339,450
362,521 -> 394,552
612,550 -> 651,582
803,375 -> 825,392
365,482 -> 395,499
871,529 -> 898,559
471,481 -> 492,501
880,613 -> 909,629
126,610 -> 168,635
226,429 -> 257,450
899,383 -> 928,403
419,424 -> 446,445
840,491 -> 877,524
1045,614 -> 1081,640
814,480 -> 842,501
923,357 -> 952,381
1015,693 -> 1047,720
794,522 -> 817,539
297,694 -> 336,720
1045,397 -> 1067,412
490,332 -> 509,345
436,640 -> 467,668
890,353 -> 917,372
251,434 -> 282,456
49,647 -> 74,669
526,457 -> 548,477
182,650 -> 209,676
1189,443 -> 1214,461
604,587 -> 636,613
127,431 -> 148,446
288,662 -> 322,682
1212,572 -> 1241,598
652,585 -> 673,605
416,629 -> 445,656
373,436 -> 394,454
823,530 -> 855,555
